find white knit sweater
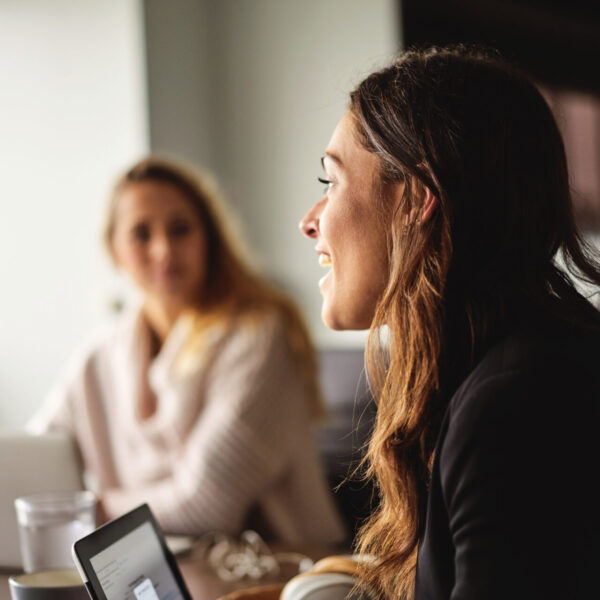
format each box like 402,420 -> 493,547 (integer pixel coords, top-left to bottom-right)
28,307 -> 346,545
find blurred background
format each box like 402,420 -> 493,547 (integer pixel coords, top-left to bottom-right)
1,0 -> 598,429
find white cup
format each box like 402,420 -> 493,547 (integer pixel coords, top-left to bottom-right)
14,491 -> 96,573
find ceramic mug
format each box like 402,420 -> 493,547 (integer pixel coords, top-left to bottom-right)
8,568 -> 88,600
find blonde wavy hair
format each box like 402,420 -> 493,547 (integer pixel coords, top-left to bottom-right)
105,156 -> 324,421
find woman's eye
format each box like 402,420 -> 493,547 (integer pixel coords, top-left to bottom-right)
317,176 -> 334,194
169,220 -> 192,237
132,224 -> 150,243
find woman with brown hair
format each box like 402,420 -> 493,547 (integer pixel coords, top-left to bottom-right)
301,46 -> 600,598
30,157 -> 345,545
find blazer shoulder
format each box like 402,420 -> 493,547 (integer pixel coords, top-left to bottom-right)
448,322 -> 600,423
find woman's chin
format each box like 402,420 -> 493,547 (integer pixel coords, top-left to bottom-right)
321,294 -> 376,332
321,299 -> 352,331
322,315 -> 346,331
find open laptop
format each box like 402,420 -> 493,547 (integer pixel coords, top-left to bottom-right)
0,432 -> 85,569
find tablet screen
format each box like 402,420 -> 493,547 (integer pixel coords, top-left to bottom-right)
73,505 -> 190,600
89,521 -> 183,600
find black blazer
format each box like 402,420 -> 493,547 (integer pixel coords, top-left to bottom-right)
415,319 -> 600,599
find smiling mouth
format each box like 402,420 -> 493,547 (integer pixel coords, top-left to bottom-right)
319,254 -> 332,267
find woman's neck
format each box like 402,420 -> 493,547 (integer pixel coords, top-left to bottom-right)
142,299 -> 183,347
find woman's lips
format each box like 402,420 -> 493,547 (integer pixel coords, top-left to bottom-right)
154,265 -> 183,282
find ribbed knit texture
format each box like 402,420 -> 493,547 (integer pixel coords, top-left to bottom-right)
28,307 -> 346,545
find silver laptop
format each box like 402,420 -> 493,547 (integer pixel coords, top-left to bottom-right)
0,432 -> 85,569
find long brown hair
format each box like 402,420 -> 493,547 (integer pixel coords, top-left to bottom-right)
105,157 -> 324,420
351,46 -> 600,598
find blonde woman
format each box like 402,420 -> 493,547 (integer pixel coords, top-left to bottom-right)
30,157 -> 345,545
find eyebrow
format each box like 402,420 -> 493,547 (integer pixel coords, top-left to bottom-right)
321,152 -> 343,169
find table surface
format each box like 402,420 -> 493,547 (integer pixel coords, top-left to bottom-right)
0,544 -> 336,600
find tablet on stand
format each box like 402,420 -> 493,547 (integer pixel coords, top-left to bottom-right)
72,504 -> 193,600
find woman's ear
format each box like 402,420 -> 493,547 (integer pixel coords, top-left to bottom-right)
399,181 -> 438,225
420,186 -> 438,224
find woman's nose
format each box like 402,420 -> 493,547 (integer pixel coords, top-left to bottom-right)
149,233 -> 172,261
299,200 -> 323,239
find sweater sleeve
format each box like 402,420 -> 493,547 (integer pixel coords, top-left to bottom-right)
102,315 -> 313,536
441,362 -> 598,600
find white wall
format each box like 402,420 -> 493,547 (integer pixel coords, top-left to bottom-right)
144,0 -> 401,348
0,0 -> 399,429
0,0 -> 148,428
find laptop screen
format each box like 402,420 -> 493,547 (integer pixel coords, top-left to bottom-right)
0,432 -> 84,569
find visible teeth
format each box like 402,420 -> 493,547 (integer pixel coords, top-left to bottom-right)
319,254 -> 332,267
